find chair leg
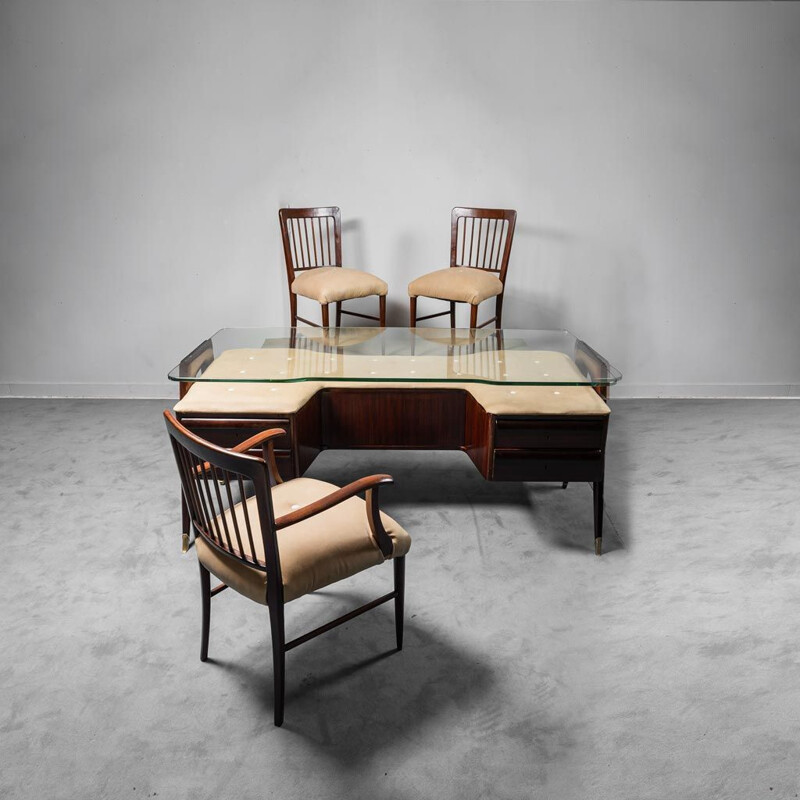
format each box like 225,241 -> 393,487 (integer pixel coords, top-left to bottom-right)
409,297 -> 417,327
199,562 -> 211,662
593,480 -> 604,556
394,556 -> 406,651
321,303 -> 330,328
289,293 -> 297,327
268,603 -> 286,727
335,301 -> 342,327
181,496 -> 190,552
449,301 -> 456,328
469,303 -> 478,329
379,295 -> 386,327
495,294 -> 504,328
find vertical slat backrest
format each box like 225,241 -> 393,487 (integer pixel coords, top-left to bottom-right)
450,207 -> 517,283
278,207 -> 342,285
164,412 -> 281,589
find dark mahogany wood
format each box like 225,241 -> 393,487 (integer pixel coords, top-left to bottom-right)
176,384 -> 610,554
593,480 -> 604,556
178,338 -> 214,400
321,389 -> 466,449
464,390 -> 492,476
494,417 -> 607,450
278,206 -> 386,327
293,389 -> 322,476
491,450 -> 604,482
575,338 -> 611,401
174,415 -> 295,481
410,207 -> 517,329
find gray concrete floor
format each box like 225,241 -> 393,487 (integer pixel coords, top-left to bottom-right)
2,398 -> 799,799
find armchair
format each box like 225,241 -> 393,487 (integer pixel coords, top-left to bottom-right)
164,411 -> 411,726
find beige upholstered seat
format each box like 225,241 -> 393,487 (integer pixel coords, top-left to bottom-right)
196,477 -> 411,604
408,267 -> 503,305
164,411 -> 409,727
292,266 -> 388,305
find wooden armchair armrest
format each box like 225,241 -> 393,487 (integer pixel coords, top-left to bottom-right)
231,427 -> 287,485
194,427 -> 287,484
275,474 -> 396,557
230,427 -> 285,454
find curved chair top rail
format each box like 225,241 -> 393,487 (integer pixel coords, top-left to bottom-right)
450,206 -> 517,283
278,206 -> 342,277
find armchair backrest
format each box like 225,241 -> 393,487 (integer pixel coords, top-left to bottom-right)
278,206 -> 342,285
164,411 -> 282,591
450,207 -> 517,284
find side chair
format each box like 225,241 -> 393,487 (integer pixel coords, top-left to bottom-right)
279,206 -> 387,327
164,411 -> 411,727
408,207 -> 517,329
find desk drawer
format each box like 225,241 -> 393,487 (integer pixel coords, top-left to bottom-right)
495,416 -> 606,450
177,417 -> 292,451
492,449 -> 604,482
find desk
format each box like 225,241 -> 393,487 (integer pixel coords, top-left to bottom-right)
170,328 -> 621,554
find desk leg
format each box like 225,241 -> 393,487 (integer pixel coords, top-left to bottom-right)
593,480 -> 604,556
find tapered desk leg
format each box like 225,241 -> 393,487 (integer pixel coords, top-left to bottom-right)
593,480 -> 604,556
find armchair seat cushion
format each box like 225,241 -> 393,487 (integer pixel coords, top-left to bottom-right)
292,267 -> 388,304
408,267 -> 503,305
195,478 -> 411,604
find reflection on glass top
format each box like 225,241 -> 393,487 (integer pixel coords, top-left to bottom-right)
169,328 -> 621,387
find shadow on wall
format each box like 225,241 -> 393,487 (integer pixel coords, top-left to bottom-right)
385,230 -> 419,326
288,215 -> 384,326
503,221 -> 647,379
503,223 -> 572,330
502,221 -> 644,552
339,216 -> 402,325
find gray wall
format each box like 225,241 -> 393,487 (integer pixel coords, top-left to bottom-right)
2,1 -> 799,398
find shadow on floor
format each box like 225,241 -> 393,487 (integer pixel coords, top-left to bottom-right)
305,448 -> 628,556
205,608 -> 494,763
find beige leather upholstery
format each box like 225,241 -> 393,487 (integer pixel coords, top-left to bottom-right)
468,384 -> 610,415
292,267 -> 388,304
195,477 -> 412,605
174,342 -> 610,416
174,380 -> 323,415
408,267 -> 503,305
176,379 -> 609,416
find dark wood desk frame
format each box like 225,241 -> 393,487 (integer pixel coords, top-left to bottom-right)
176,340 -> 611,554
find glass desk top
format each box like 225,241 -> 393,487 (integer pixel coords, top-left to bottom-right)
169,327 -> 621,387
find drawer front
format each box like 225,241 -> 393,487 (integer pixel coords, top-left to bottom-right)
177,417 -> 292,452
492,449 -> 604,482
494,416 -> 606,450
